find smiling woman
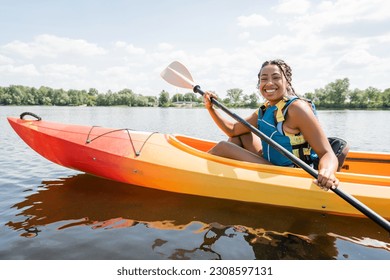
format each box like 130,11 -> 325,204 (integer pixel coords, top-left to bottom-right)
203,59 -> 341,193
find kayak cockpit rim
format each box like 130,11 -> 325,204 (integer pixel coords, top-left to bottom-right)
166,134 -> 390,186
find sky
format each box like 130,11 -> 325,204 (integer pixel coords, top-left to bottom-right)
1,0 -> 390,97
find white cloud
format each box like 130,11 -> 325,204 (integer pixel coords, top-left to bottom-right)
98,66 -> 131,77
2,34 -> 106,59
95,66 -> 150,93
317,0 -> 390,21
376,33 -> 390,43
114,41 -> 146,55
289,0 -> 390,35
238,32 -> 251,40
337,49 -> 378,66
0,54 -> 13,64
273,0 -> 311,14
158,43 -> 174,51
2,41 -> 36,59
41,64 -> 88,77
0,64 -> 39,76
237,14 -> 271,28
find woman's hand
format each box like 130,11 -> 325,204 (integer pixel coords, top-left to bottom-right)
314,168 -> 339,191
203,91 -> 217,110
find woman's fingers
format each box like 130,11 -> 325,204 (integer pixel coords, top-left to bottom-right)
203,91 -> 217,109
314,169 -> 339,191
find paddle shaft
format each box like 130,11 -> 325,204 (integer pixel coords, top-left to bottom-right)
193,85 -> 390,232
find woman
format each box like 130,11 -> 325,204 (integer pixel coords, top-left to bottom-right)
203,59 -> 339,191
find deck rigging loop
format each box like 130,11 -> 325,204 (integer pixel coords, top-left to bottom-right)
20,112 -> 42,121
85,126 -> 157,157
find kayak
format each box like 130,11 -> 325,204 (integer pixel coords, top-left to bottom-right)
7,114 -> 390,219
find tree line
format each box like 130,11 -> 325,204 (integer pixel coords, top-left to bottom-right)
303,78 -> 390,109
1,78 -> 389,109
0,86 -> 158,107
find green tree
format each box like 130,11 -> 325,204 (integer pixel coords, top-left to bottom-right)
226,88 -> 243,106
134,95 -> 149,107
36,86 -> 52,105
68,89 -> 81,105
246,93 -> 260,108
52,89 -> 69,105
364,87 -> 381,108
146,96 -> 158,106
303,92 -> 318,104
0,87 -> 12,105
158,90 -> 170,107
8,85 -> 23,105
21,86 -> 35,105
348,89 -> 367,108
96,93 -> 108,106
183,92 -> 198,103
324,78 -> 349,108
307,78 -> 349,108
313,88 -> 326,107
105,90 -> 117,106
382,88 -> 390,108
171,93 -> 184,103
88,88 -> 99,96
117,88 -> 135,106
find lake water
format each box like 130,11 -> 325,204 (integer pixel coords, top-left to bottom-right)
1,106 -> 389,260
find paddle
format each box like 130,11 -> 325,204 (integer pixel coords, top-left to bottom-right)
161,61 -> 390,233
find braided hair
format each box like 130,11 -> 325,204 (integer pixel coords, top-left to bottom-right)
257,59 -> 297,96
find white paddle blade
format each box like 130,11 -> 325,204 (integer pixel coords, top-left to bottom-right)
160,61 -> 196,90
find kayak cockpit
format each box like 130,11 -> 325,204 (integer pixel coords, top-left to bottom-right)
171,135 -> 216,152
168,134 -> 390,179
167,134 -> 311,177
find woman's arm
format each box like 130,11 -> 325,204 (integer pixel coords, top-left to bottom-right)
285,100 -> 339,190
204,91 -> 258,137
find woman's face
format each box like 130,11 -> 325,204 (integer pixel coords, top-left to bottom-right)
258,64 -> 288,105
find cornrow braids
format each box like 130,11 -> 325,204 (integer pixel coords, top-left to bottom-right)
257,59 -> 297,96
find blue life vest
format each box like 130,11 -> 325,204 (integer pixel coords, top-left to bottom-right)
257,96 -> 318,166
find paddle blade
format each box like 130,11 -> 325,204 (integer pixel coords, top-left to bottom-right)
160,61 -> 196,90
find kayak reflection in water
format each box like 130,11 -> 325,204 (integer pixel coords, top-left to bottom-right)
6,174 -> 389,259
203,59 -> 340,191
